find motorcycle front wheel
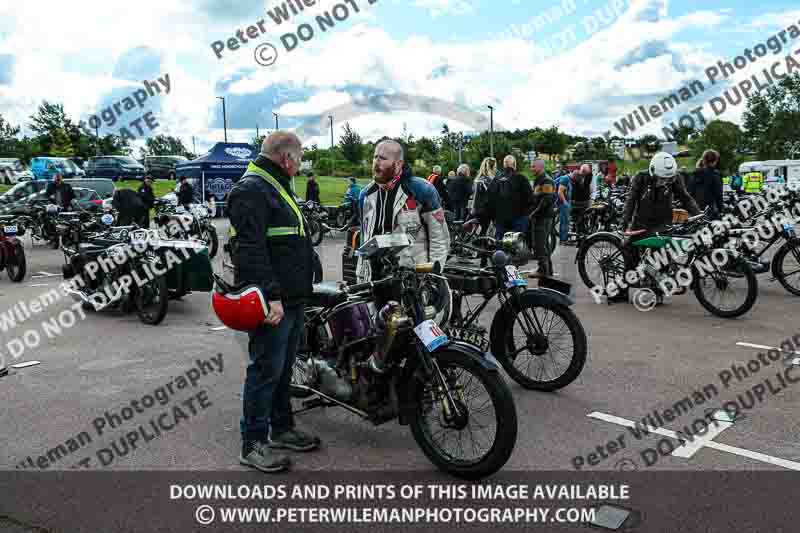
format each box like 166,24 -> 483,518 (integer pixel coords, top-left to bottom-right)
6,242 -> 26,282
135,274 -> 169,325
495,293 -> 587,391
308,219 -> 324,247
772,241 -> 800,296
692,254 -> 758,319
410,350 -> 517,480
201,224 -> 219,259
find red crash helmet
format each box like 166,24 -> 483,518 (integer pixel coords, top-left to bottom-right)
211,275 -> 268,331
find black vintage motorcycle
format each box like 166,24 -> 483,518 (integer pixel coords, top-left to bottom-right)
285,233 -> 518,480
61,223 -> 170,325
444,238 -> 587,391
154,199 -> 219,259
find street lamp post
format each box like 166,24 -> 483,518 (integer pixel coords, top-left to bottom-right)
95,123 -> 100,155
217,96 -> 227,142
487,105 -> 494,159
273,112 -> 279,130
329,115 -> 334,177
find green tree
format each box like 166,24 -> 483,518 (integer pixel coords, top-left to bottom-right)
141,134 -> 189,157
0,113 -> 21,155
742,73 -> 800,159
339,122 -> 363,165
638,134 -> 662,156
49,128 -> 75,157
689,119 -> 743,175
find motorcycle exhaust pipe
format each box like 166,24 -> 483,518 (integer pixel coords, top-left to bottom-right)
64,283 -> 126,311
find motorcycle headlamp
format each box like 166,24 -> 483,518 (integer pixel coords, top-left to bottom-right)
501,232 -> 527,257
46,204 -> 60,215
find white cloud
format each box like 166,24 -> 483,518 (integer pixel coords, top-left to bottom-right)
412,0 -> 474,18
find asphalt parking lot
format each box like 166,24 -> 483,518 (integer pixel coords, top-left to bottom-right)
1,218 -> 799,477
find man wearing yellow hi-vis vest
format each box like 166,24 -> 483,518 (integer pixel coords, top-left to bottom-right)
743,171 -> 764,194
227,132 -> 321,474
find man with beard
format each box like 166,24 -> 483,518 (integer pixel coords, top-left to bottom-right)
45,173 -> 74,210
356,139 -> 450,372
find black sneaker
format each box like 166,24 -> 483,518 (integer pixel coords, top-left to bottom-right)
239,441 -> 291,473
269,428 -> 321,452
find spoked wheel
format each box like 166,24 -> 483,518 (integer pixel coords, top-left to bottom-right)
772,242 -> 800,296
497,293 -> 587,390
6,242 -> 27,282
135,274 -> 169,325
576,233 -> 629,291
201,225 -> 219,259
410,350 -> 517,480
290,355 -> 316,399
692,254 -> 758,318
308,219 -> 324,247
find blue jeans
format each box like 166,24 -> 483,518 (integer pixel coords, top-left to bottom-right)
240,303 -> 305,443
559,204 -> 571,242
495,217 -> 529,241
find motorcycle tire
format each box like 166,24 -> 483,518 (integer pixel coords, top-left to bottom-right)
135,275 -> 169,325
692,255 -> 758,319
494,293 -> 587,391
308,219 -> 324,247
409,349 -> 517,480
6,242 -> 26,282
576,233 -> 629,291
202,225 -> 219,259
772,241 -> 800,297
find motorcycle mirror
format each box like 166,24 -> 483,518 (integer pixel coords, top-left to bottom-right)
492,250 -> 509,268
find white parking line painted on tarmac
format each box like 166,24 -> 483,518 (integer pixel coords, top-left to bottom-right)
210,326 -> 227,331
33,271 -> 59,278
671,412 -> 734,458
588,411 -> 800,470
29,283 -> 50,287
736,341 -> 800,355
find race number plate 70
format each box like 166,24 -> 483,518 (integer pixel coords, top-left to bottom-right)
414,320 -> 449,352
505,265 -> 528,288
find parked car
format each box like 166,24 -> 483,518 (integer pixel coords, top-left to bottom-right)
144,155 -> 188,180
0,187 -> 103,216
63,178 -> 116,200
0,180 -> 49,204
30,157 -> 86,180
85,156 -> 146,181
0,158 -> 35,184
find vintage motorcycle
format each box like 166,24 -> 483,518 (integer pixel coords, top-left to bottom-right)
154,199 -> 219,259
279,233 -> 518,480
444,233 -> 587,391
0,216 -> 27,282
61,219 -> 171,325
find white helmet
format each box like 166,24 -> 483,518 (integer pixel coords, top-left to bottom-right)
649,152 -> 678,178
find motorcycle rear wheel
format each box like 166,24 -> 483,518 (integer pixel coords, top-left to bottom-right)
202,225 -> 219,259
410,350 -> 517,480
772,242 -> 800,297
308,219 -> 324,247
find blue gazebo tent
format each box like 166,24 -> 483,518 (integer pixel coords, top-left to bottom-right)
174,143 -> 258,207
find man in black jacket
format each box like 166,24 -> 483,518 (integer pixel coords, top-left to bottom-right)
689,150 -> 724,219
45,173 -> 74,210
112,188 -> 146,226
137,176 -> 155,228
177,176 -> 194,206
305,173 -> 320,205
228,131 -> 319,474
446,164 -> 472,221
488,155 -> 532,240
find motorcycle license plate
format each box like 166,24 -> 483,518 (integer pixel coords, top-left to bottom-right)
3,225 -> 17,235
784,223 -> 796,237
414,320 -> 449,352
505,265 -> 528,288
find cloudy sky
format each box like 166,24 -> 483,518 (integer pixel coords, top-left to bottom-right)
0,0 -> 799,154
